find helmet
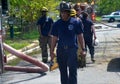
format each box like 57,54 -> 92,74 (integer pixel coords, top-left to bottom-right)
81,12 -> 88,19
74,3 -> 81,11
59,1 -> 71,11
86,6 -> 93,14
70,9 -> 76,16
93,39 -> 99,46
41,7 -> 48,12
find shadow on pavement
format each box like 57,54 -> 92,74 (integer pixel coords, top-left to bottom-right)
107,58 -> 120,72
7,72 -> 46,84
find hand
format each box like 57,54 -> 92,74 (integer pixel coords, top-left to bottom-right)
80,51 -> 86,57
94,36 -> 97,40
50,52 -> 56,61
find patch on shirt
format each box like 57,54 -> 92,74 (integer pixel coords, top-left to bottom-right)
68,24 -> 74,30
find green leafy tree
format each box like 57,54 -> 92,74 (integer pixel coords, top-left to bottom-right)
63,0 -> 93,3
96,0 -> 120,15
9,0 -> 60,32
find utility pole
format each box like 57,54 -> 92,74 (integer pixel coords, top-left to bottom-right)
0,0 -> 8,74
0,0 -> 4,74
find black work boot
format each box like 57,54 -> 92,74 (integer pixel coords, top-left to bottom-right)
91,58 -> 95,63
42,59 -> 48,63
42,56 -> 48,63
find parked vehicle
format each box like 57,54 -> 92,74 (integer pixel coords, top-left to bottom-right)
101,12 -> 120,22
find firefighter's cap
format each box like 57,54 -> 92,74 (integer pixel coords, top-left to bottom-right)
41,7 -> 48,12
59,1 -> 71,12
70,9 -> 76,16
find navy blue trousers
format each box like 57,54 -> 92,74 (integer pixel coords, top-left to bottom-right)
85,37 -> 95,58
56,47 -> 78,84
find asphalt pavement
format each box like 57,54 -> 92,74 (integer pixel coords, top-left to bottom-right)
1,55 -> 120,84
0,22 -> 120,84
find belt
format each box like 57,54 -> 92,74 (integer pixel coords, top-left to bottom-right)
58,46 -> 76,49
63,46 -> 68,49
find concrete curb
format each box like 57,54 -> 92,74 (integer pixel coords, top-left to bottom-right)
6,40 -> 40,62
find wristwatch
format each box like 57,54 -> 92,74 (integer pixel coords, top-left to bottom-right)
82,48 -> 86,51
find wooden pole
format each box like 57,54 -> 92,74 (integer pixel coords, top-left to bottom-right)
0,1 -> 4,74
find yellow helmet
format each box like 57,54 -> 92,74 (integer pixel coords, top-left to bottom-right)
70,9 -> 76,16
41,7 -> 48,12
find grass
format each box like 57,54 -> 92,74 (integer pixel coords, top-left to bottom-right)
7,58 -> 22,66
4,29 -> 39,64
5,40 -> 29,49
4,29 -> 39,49
7,50 -> 41,66
96,16 -> 102,21
3,25 -> 40,66
22,30 -> 39,40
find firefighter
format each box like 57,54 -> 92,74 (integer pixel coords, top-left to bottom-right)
50,1 -> 86,84
81,12 -> 97,63
73,3 -> 87,68
74,3 -> 82,18
37,7 -> 54,63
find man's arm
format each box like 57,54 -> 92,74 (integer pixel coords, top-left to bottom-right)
50,36 -> 58,61
77,33 -> 86,55
91,25 -> 97,40
37,25 -> 42,37
48,21 -> 54,36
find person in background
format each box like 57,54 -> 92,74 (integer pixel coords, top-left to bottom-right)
50,1 -> 86,84
72,5 -> 86,68
73,3 -> 82,18
37,7 -> 54,63
81,12 -> 97,63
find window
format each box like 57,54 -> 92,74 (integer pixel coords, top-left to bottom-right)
114,13 -> 119,15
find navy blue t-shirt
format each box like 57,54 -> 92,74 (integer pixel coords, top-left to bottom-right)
51,17 -> 83,48
37,16 -> 53,36
81,18 -> 94,39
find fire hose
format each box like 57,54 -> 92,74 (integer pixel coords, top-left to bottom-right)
3,43 -> 49,73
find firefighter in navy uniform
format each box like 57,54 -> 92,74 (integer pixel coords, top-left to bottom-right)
70,8 -> 85,68
81,12 -> 97,63
50,1 -> 86,84
72,4 -> 86,68
37,7 -> 54,63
